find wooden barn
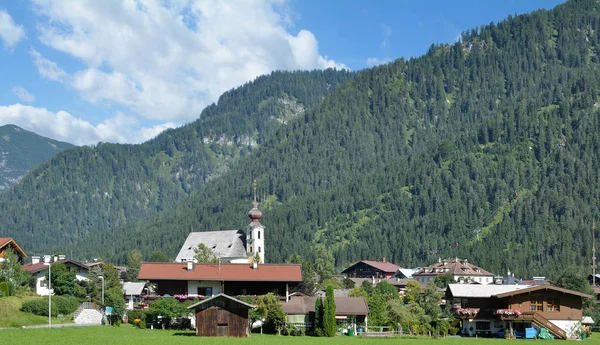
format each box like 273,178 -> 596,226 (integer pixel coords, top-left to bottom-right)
187,294 -> 254,337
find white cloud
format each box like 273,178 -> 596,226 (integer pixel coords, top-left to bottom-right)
380,23 -> 392,47
11,86 -> 35,103
366,57 -> 392,67
30,0 -> 345,125
0,10 -> 26,49
0,104 -> 176,145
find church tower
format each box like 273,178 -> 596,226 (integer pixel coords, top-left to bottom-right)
246,180 -> 265,263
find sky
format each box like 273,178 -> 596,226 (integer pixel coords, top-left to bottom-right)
0,0 -> 565,146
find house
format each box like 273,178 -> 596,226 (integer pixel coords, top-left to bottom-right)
123,282 -> 147,310
341,258 -> 402,279
187,294 -> 255,337
282,295 -> 369,332
22,255 -> 90,296
446,283 -> 593,339
138,262 -> 302,300
0,238 -> 27,263
413,258 -> 494,285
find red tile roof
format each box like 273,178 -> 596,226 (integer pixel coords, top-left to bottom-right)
138,263 -> 302,282
359,260 -> 402,273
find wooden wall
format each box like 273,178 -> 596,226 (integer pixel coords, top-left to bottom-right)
194,298 -> 249,337
503,290 -> 583,321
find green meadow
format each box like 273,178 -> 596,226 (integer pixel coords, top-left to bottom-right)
1,326 -> 599,345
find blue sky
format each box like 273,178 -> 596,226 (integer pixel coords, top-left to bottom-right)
0,0 -> 564,145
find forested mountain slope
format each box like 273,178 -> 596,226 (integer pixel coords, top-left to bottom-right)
0,125 -> 73,189
87,0 -> 600,278
0,70 -> 353,252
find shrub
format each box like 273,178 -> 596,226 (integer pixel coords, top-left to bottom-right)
21,298 -> 59,317
20,295 -> 79,316
133,318 -> 146,329
0,282 -> 10,297
127,309 -> 146,322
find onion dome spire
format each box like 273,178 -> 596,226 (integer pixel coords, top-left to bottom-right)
248,179 -> 262,223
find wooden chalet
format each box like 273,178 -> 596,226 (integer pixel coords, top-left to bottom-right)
0,238 -> 27,263
446,284 -> 593,339
282,295 -> 369,332
341,258 -> 401,279
188,294 -> 254,337
138,262 -> 302,300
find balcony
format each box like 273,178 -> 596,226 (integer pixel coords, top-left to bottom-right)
452,307 -> 480,319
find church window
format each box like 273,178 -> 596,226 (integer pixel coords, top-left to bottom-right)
258,231 -> 261,240
250,246 -> 253,252
258,246 -> 261,253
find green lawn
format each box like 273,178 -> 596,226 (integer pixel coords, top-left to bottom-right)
1,326 -> 600,345
0,296 -> 68,328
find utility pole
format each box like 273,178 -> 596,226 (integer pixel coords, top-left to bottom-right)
593,221 -> 597,287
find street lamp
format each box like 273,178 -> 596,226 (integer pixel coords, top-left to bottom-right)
43,262 -> 52,328
98,276 -> 105,306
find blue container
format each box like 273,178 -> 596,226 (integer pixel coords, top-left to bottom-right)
358,328 -> 363,333
525,328 -> 537,339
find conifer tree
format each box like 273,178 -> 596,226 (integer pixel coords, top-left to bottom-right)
323,285 -> 337,337
314,296 -> 324,336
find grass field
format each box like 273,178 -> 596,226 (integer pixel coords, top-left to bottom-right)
1,326 -> 599,345
0,296 -> 68,328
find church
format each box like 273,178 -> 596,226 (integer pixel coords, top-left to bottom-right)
174,182 -> 266,264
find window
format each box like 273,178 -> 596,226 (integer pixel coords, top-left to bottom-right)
197,287 -> 213,297
547,297 -> 560,312
258,246 -> 261,253
258,231 -> 260,240
530,297 -> 543,311
476,322 -> 490,330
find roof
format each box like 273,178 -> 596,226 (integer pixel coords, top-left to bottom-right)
582,316 -> 595,325
175,230 -> 247,262
413,258 -> 493,277
123,282 -> 146,296
0,238 -> 27,258
342,260 -> 402,274
494,285 -> 594,299
187,293 -> 255,309
447,284 -> 529,298
22,259 -> 89,274
138,262 -> 302,282
348,277 -> 410,288
282,296 -> 369,316
397,268 -> 417,279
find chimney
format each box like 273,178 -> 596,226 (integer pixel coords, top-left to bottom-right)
252,261 -> 258,270
382,257 -> 386,263
43,255 -> 51,263
31,256 -> 40,265
53,255 -> 58,262
187,261 -> 194,271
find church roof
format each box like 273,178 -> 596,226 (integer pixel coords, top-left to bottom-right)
175,230 -> 247,262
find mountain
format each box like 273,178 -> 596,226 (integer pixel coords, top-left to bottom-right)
3,0 -> 599,278
0,70 -> 354,253
78,0 -> 600,278
0,125 -> 73,189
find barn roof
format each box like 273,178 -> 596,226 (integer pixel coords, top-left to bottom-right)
138,262 -> 302,282
341,260 -> 402,274
175,230 -> 247,262
187,293 -> 255,309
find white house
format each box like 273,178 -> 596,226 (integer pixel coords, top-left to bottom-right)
412,258 -> 495,285
122,282 -> 147,310
22,255 -> 90,296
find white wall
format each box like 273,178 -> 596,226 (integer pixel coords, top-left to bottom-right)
187,280 -> 221,297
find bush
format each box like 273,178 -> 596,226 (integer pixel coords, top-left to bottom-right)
21,298 -> 59,317
127,309 -> 146,322
53,295 -> 79,314
21,295 -> 79,317
133,318 -> 146,329
0,282 -> 10,297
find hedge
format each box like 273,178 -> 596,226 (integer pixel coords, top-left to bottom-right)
21,295 -> 80,317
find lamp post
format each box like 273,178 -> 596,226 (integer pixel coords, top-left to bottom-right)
98,276 -> 105,306
43,262 -> 52,328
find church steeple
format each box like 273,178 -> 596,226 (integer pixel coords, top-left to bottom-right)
246,179 -> 265,263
